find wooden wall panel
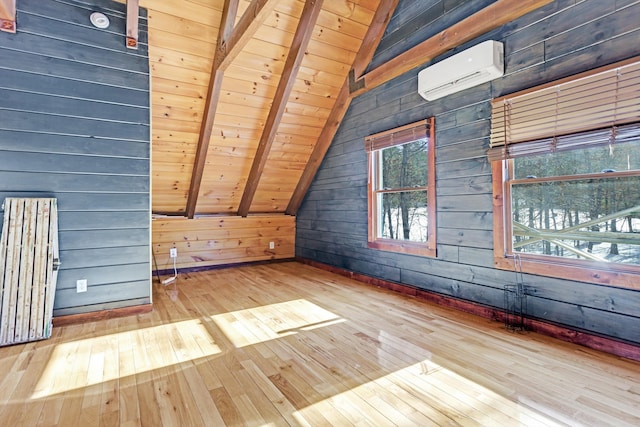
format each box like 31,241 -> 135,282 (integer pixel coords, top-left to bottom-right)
146,9 -> 218,41
152,215 -> 295,271
140,0 -> 222,26
0,0 -> 151,317
0,70 -> 144,107
296,0 -> 640,345
372,0 -> 495,69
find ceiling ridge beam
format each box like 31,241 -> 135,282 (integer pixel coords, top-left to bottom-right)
349,0 -> 553,97
185,0 -> 277,218
286,0 -> 401,215
0,0 -> 16,33
238,0 -> 325,217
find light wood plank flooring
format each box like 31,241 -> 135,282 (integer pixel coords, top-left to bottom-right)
0,262 -> 639,426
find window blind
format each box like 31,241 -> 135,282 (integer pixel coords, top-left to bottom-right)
365,118 -> 431,152
487,122 -> 640,162
488,56 -> 640,159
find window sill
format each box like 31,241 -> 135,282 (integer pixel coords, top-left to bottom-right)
368,239 -> 436,258
494,255 -> 640,290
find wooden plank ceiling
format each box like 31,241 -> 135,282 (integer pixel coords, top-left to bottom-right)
144,0 -> 551,217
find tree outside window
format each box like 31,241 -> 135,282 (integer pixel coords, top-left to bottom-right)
508,138 -> 640,265
366,118 -> 436,257
489,57 -> 640,289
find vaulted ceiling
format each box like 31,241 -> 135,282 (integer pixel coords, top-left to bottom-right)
143,0 -> 385,217
138,0 -> 551,218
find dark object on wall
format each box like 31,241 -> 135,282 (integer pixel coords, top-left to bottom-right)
504,255 -> 527,332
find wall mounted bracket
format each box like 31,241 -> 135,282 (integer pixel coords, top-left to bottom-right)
0,0 -> 16,33
126,0 -> 139,49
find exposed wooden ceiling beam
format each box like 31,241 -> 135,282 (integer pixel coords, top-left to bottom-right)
286,0 -> 401,215
185,0 -> 238,219
185,0 -> 276,218
349,0 -> 553,97
238,0 -> 325,217
0,0 -> 16,33
126,0 -> 139,49
216,0 -> 279,71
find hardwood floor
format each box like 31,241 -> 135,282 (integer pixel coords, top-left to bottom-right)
0,262 -> 639,426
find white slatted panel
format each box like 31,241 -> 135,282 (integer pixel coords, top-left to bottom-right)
490,58 -> 640,148
0,198 -> 59,345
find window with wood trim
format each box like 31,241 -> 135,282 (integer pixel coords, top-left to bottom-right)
489,57 -> 640,289
366,118 -> 436,257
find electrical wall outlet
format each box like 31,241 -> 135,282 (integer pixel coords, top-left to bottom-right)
77,279 -> 87,293
269,241 -> 275,249
170,247 -> 178,258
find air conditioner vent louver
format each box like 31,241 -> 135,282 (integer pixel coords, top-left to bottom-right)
418,40 -> 504,101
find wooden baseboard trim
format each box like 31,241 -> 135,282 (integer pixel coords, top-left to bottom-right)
53,304 -> 153,326
154,257 -> 296,278
297,257 -> 640,362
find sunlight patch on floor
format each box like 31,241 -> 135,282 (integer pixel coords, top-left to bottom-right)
294,358 -> 564,426
31,319 -> 220,399
211,299 -> 344,348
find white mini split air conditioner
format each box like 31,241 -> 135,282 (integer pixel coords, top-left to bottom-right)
418,40 -> 504,101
